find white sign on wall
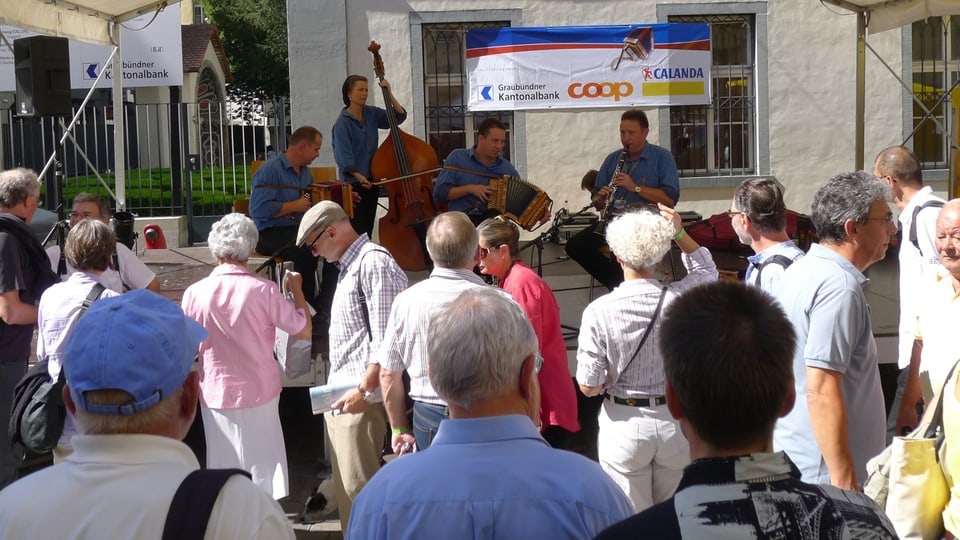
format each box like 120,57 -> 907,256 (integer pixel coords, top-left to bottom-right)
0,5 -> 183,91
467,23 -> 712,111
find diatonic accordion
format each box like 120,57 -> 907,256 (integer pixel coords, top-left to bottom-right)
488,176 -> 553,230
310,183 -> 354,218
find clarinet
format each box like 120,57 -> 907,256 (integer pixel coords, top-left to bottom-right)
594,147 -> 628,236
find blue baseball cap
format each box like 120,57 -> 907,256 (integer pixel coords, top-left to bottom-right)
64,289 -> 208,415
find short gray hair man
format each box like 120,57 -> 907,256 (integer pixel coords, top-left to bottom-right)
425,211 -> 478,268
379,211 -> 487,454
349,287 -> 634,540
428,287 -> 539,410
773,171 -> 895,490
0,168 -> 40,210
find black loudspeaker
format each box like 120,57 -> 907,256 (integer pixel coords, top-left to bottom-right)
14,36 -> 72,117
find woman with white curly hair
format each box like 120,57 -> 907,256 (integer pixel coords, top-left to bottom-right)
575,204 -> 718,512
181,213 -> 311,499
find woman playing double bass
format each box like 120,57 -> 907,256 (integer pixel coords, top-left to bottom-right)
332,75 -> 408,237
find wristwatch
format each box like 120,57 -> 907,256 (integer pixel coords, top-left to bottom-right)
634,185 -> 643,194
358,385 -> 374,402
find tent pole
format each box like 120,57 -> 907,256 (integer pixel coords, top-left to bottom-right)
856,10 -> 866,171
112,20 -> 125,211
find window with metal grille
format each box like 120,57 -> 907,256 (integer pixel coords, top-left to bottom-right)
910,16 -> 959,169
422,22 -> 514,162
667,14 -> 755,176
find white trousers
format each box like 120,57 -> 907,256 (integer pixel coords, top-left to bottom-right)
598,398 -> 690,512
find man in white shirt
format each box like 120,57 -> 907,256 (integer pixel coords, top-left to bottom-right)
0,290 -> 294,539
874,146 -> 946,437
46,192 -> 160,293
379,211 -> 489,453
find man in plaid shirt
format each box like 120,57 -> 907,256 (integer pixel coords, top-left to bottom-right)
297,201 -> 407,531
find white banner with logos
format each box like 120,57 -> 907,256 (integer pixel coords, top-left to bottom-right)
467,23 -> 711,111
0,5 -> 183,91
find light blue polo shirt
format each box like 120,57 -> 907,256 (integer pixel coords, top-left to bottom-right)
772,243 -> 886,486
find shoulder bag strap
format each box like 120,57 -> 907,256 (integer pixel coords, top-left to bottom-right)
161,468 -> 251,540
921,357 -> 960,449
52,283 -> 108,385
618,286 -> 668,379
82,283 -> 107,311
356,247 -> 391,341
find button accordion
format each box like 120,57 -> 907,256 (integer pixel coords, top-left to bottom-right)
487,175 -> 552,230
309,183 -> 354,218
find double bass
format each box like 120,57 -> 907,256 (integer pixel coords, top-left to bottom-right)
368,41 -> 440,271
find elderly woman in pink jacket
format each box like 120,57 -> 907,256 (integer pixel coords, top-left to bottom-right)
182,213 -> 311,499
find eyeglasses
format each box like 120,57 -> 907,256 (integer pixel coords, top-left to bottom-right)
726,210 -> 744,218
864,214 -> 895,224
534,352 -> 543,374
478,244 -> 503,259
307,227 -> 330,250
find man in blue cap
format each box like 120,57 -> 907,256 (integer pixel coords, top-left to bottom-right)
0,290 -> 295,539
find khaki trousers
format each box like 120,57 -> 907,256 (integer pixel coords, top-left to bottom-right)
324,402 -> 388,531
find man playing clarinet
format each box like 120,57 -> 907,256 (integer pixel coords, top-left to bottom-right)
566,109 -> 680,290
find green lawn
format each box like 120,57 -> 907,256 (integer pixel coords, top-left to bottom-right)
51,166 -> 254,216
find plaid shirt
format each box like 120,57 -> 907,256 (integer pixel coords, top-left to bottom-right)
576,247 -> 717,398
377,267 -> 489,404
328,235 -> 408,395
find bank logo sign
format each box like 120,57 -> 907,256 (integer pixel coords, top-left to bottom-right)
0,5 -> 182,91
466,23 -> 711,111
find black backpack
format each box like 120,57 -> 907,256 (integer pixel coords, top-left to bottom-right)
8,283 -> 105,454
751,254 -> 797,286
909,200 -> 945,253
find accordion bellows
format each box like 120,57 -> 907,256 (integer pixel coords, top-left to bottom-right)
488,176 -> 553,230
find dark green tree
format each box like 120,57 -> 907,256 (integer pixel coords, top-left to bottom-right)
198,0 -> 289,102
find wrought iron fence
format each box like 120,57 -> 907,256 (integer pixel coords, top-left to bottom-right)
0,99 -> 280,225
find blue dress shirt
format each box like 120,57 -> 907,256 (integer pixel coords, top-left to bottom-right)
248,154 -> 313,231
594,142 -> 680,207
433,147 -> 520,214
331,105 -> 407,183
347,414 -> 634,540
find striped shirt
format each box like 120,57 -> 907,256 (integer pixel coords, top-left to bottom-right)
328,234 -> 408,396
378,267 -> 489,404
576,247 -> 717,398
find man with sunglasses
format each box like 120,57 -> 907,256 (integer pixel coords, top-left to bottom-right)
729,177 -> 805,293
296,200 -> 407,532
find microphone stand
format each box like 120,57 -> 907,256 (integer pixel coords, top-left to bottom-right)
255,242 -> 294,277
519,203 -> 597,275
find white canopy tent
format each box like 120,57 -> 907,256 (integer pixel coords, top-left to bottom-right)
821,0 -> 960,196
0,0 -> 181,210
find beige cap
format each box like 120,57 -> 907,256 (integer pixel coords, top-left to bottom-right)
296,200 -> 348,247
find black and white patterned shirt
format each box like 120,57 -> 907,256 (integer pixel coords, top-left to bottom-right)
595,452 -> 898,539
328,234 -> 407,395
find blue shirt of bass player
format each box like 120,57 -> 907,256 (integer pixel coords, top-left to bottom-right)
433,147 -> 520,215
248,154 -> 314,231
593,142 -> 680,206
331,105 -> 407,185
